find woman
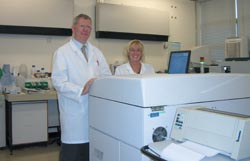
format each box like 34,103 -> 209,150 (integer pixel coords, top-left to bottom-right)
115,39 -> 155,75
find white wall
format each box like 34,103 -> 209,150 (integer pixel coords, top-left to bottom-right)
0,0 -> 196,73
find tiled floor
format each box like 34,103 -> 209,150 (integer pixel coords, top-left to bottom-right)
0,143 -> 60,161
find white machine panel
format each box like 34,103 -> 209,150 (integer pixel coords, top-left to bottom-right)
90,74 -> 250,107
209,61 -> 250,74
89,97 -> 171,149
89,74 -> 250,161
171,106 -> 250,160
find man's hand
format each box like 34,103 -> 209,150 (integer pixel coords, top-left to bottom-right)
81,78 -> 96,95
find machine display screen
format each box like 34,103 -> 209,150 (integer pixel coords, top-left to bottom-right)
168,50 -> 191,74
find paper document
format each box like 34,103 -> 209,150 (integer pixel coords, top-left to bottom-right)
161,143 -> 205,161
160,141 -> 220,161
181,141 -> 220,157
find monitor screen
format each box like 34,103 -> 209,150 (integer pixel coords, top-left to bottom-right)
168,50 -> 191,74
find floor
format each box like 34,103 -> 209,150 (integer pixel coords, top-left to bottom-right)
0,143 -> 60,161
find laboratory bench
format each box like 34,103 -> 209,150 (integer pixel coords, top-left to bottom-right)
4,90 -> 59,154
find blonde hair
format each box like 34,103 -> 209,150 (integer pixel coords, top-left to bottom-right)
126,39 -> 144,60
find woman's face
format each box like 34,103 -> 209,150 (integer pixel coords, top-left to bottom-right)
128,44 -> 142,63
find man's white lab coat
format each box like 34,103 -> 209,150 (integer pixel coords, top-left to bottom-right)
52,39 -> 111,144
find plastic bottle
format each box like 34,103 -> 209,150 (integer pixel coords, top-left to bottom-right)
200,57 -> 205,73
0,83 -> 2,94
0,68 -> 2,92
36,69 -> 41,78
45,72 -> 49,78
31,65 -> 36,78
40,67 -> 45,78
12,66 -> 18,77
0,67 -> 2,79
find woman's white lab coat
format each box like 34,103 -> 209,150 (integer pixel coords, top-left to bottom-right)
52,39 -> 111,144
115,62 -> 155,75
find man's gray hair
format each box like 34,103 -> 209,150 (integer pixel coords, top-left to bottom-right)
73,14 -> 92,25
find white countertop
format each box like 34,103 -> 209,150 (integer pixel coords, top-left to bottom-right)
4,90 -> 57,102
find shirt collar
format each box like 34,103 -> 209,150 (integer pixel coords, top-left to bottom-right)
71,38 -> 89,50
126,62 -> 143,74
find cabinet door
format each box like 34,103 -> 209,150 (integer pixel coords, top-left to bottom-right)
12,101 -> 48,145
0,95 -> 6,147
48,100 -> 59,133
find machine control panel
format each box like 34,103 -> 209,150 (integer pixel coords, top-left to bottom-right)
150,106 -> 165,118
151,106 -> 164,111
174,113 -> 184,129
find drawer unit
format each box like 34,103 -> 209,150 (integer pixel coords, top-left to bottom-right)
0,94 -> 6,148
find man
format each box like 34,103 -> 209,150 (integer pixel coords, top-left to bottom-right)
52,14 -> 111,161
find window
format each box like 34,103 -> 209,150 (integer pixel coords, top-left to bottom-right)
197,0 -> 236,62
237,0 -> 250,40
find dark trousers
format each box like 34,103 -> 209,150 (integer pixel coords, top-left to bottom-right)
60,142 -> 89,161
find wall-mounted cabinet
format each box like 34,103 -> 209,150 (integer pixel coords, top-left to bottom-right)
0,0 -> 73,36
95,3 -> 169,41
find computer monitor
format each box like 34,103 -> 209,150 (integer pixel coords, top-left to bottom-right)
168,50 -> 191,74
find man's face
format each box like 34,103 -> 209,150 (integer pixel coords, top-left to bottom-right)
72,18 -> 92,44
